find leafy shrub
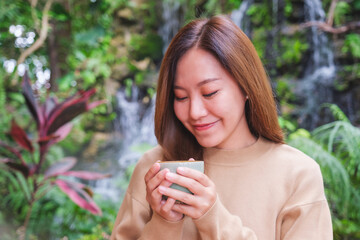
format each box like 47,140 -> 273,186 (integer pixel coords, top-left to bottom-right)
0,73 -> 110,238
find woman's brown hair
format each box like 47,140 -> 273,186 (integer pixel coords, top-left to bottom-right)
155,15 -> 284,161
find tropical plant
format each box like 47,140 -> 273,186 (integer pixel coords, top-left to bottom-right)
0,73 -> 109,239
288,104 -> 360,239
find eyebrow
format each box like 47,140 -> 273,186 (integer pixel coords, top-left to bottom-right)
174,78 -> 220,90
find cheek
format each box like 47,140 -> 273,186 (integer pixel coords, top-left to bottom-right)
212,95 -> 244,119
173,102 -> 186,122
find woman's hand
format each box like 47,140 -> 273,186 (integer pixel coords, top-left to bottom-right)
158,164 -> 217,219
144,162 -> 184,222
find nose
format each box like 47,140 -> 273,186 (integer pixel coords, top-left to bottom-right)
189,97 -> 207,120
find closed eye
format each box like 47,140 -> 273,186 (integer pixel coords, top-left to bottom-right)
203,91 -> 218,98
175,96 -> 188,101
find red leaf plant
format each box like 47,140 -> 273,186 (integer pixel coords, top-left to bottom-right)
0,72 -> 109,235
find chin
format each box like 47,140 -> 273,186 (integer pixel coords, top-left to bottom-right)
196,138 -> 220,148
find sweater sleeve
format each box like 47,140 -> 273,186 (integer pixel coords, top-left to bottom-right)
275,159 -> 333,240
193,196 -> 257,240
110,146 -> 185,240
276,200 -> 333,240
110,190 -> 185,240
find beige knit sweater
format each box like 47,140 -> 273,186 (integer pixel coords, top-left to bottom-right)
110,137 -> 333,239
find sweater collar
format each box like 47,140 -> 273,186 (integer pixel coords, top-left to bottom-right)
203,137 -> 274,165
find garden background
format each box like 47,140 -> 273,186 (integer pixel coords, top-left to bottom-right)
0,0 -> 359,239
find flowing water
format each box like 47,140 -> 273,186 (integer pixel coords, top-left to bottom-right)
91,88 -> 157,201
230,0 -> 253,36
158,0 -> 183,54
297,0 -> 336,129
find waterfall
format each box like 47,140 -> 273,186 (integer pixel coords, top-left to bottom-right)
304,0 -> 334,75
158,0 -> 183,54
272,0 -> 279,26
230,0 -> 253,36
92,87 -> 157,201
297,0 -> 336,129
115,88 -> 157,169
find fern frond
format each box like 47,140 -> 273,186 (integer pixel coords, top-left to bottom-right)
314,121 -> 360,178
321,103 -> 350,122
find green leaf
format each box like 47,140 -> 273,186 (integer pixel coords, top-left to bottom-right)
81,70 -> 96,87
15,171 -> 31,201
321,103 -> 350,122
334,1 -> 350,26
57,73 -> 76,91
342,34 -> 360,59
74,26 -> 106,48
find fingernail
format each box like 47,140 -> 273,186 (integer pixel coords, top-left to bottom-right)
177,167 -> 185,173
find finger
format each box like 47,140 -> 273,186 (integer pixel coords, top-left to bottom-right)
147,177 -> 171,207
160,179 -> 173,187
146,168 -> 169,193
144,162 -> 161,183
158,185 -> 195,206
165,172 -> 202,195
146,169 -> 170,205
171,202 -> 202,219
176,166 -> 211,187
161,197 -> 176,212
188,158 -> 195,162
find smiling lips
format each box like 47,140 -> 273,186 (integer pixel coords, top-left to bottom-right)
193,120 -> 219,131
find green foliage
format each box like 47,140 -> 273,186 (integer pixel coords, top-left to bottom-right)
321,103 -> 350,122
279,38 -> 308,66
42,190 -> 117,239
251,27 -> 267,59
124,78 -> 133,98
247,3 -> 271,27
284,0 -> 293,18
223,0 -> 241,12
203,0 -> 223,16
147,87 -> 156,98
342,34 -> 360,59
276,78 -> 295,102
103,0 -> 128,14
335,63 -> 360,91
0,70 -> 9,140
50,2 -> 71,21
75,26 -> 106,48
288,105 -> 360,238
334,1 -> 351,26
0,169 -> 29,219
278,116 -> 297,135
0,1 -> 34,58
0,181 -> 118,239
128,33 -> 163,61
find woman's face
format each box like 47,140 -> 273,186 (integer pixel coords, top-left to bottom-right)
173,48 -> 253,149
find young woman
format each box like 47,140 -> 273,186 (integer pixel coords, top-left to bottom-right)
110,15 -> 333,239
